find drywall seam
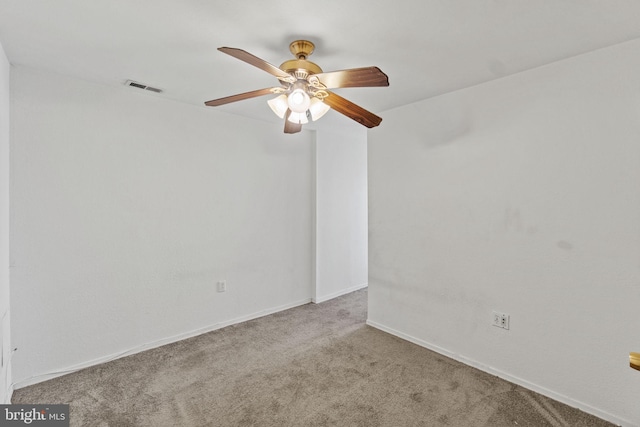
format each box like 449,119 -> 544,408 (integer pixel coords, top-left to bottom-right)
366,320 -> 630,427
13,297 -> 312,390
0,43 -> 10,406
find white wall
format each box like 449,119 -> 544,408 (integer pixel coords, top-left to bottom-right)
313,126 -> 368,303
10,66 -> 314,387
0,41 -> 11,403
368,39 -> 640,426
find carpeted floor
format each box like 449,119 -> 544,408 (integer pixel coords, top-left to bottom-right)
13,289 -> 614,426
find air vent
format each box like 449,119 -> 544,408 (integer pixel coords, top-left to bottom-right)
125,80 -> 163,93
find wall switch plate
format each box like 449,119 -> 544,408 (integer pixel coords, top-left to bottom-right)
492,311 -> 510,330
217,280 -> 227,293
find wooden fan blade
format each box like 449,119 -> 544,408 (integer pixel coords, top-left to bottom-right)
323,91 -> 382,128
631,352 -> 640,371
205,87 -> 280,107
284,109 -> 302,134
313,67 -> 389,89
218,47 -> 294,82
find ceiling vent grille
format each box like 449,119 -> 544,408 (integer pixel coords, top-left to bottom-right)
125,80 -> 163,93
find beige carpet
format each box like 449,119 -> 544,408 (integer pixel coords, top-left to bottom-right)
13,289 -> 613,426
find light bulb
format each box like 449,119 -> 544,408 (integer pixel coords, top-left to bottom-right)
287,89 -> 311,113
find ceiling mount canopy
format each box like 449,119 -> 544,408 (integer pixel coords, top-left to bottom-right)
289,40 -> 315,59
204,40 -> 389,134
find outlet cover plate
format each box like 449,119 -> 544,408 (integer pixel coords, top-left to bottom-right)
492,311 -> 510,330
217,280 -> 227,293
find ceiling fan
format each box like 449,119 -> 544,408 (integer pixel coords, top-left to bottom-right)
204,40 -> 389,134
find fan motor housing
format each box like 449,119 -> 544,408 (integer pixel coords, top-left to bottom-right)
279,59 -> 322,78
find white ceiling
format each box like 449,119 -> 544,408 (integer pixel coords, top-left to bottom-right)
1,0 -> 640,130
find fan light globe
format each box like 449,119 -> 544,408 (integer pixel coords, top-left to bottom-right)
287,89 -> 311,113
287,111 -> 309,124
308,98 -> 331,121
267,95 -> 288,119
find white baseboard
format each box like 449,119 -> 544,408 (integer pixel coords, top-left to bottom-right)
312,283 -> 368,304
13,297 -> 312,390
366,319 -> 630,427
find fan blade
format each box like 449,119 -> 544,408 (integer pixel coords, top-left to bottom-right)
313,67 -> 389,89
284,109 -> 302,134
218,47 -> 294,82
205,87 -> 281,107
323,91 -> 382,128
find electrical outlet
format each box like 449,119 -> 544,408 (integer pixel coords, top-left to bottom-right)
492,311 -> 510,330
217,280 -> 227,293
